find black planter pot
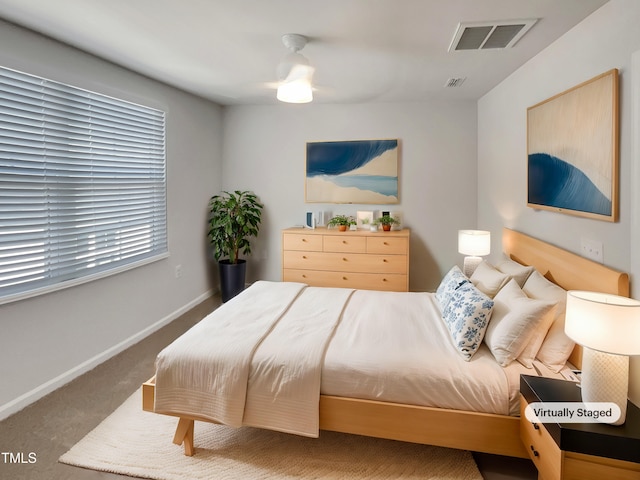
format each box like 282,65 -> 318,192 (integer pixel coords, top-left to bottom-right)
218,259 -> 247,302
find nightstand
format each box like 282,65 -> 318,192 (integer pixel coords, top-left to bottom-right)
520,375 -> 640,480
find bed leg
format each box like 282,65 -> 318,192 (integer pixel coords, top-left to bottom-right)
172,418 -> 195,456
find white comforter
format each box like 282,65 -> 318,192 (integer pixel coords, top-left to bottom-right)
154,281 -> 530,438
155,281 -> 354,437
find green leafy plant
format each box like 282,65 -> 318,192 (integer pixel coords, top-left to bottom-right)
374,214 -> 399,226
327,215 -> 356,227
208,190 -> 263,264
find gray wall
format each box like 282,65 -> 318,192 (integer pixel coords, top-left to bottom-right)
222,101 -> 478,292
0,20 -> 224,418
477,0 -> 640,402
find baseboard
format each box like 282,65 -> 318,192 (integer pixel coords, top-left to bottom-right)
0,289 -> 216,421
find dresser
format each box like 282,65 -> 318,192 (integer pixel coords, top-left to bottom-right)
282,227 -> 410,291
520,375 -> 640,480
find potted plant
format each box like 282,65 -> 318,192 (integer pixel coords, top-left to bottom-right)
208,190 -> 263,302
328,214 -> 356,232
374,214 -> 399,231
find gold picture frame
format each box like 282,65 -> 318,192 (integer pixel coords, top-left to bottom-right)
527,69 -> 619,222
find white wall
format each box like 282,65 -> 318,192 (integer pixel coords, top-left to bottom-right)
221,100 -> 478,292
477,0 -> 640,403
0,20 -> 224,419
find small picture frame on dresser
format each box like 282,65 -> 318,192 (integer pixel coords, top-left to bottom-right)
356,210 -> 374,230
391,211 -> 403,230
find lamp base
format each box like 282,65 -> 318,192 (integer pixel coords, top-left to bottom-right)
581,348 -> 629,425
462,256 -> 482,277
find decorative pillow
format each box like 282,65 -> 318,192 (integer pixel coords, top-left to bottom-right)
469,261 -> 511,298
441,282 -> 494,360
495,258 -> 535,288
435,265 -> 469,310
523,270 -> 573,372
483,279 -> 557,367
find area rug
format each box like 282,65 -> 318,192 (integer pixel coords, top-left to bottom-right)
60,390 -> 483,480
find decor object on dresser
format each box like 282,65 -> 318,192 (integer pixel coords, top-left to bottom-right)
282,227 -> 409,291
527,69 -> 619,221
458,230 -> 491,277
306,139 -> 399,204
327,215 -> 356,232
374,214 -> 400,232
208,190 -> 263,302
565,290 -> 640,425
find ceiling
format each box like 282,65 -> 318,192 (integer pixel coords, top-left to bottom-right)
0,0 -> 609,106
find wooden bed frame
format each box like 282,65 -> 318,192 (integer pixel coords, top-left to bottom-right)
142,228 -> 629,458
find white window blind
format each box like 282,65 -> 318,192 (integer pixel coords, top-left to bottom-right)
0,66 -> 167,304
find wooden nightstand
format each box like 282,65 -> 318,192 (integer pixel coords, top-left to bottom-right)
520,375 -> 640,480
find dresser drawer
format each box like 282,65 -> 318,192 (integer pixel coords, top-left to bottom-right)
283,251 -> 407,274
283,269 -> 408,291
366,236 -> 408,255
323,235 -> 366,253
520,396 -> 561,480
282,233 -> 323,252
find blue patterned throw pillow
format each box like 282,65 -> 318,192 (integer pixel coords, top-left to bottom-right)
441,282 -> 494,360
435,265 -> 469,310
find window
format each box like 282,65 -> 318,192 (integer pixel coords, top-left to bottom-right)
0,66 -> 167,304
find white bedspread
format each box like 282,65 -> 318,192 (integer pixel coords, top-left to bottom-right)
155,281 -> 552,438
154,281 -> 306,426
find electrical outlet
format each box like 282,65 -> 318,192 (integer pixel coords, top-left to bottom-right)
581,238 -> 603,263
175,264 -> 183,278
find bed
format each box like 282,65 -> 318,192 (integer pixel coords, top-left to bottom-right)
142,228 -> 629,458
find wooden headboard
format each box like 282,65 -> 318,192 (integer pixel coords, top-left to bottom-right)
502,228 -> 630,368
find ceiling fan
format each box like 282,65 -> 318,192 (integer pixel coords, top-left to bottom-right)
275,33 -> 315,103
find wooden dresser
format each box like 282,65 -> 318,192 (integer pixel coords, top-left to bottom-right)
282,227 -> 410,291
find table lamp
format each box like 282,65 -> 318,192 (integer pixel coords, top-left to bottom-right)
458,230 -> 491,277
565,290 -> 640,425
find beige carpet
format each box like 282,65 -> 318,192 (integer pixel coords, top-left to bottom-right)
60,390 -> 483,480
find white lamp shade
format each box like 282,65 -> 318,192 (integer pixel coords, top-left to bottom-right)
565,290 -> 640,356
458,230 -> 491,256
277,80 -> 313,103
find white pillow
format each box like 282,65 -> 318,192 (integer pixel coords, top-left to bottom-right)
523,270 -> 573,372
495,258 -> 535,288
441,282 -> 494,361
470,261 -> 511,298
484,279 -> 557,367
435,265 -> 469,310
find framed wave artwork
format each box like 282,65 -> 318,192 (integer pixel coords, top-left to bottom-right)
305,139 -> 399,204
527,69 -> 619,222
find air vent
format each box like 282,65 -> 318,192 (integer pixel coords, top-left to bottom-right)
445,77 -> 466,88
448,19 -> 537,51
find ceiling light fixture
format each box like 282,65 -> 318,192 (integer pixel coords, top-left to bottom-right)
276,34 -> 314,104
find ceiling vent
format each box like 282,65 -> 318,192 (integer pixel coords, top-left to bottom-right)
448,19 -> 537,51
444,77 -> 466,88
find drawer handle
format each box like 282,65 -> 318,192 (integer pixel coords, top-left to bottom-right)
342,257 -> 348,261
382,278 -> 388,282
342,240 -> 347,244
384,241 -> 389,245
343,276 -> 347,280
302,255 -> 307,259
383,259 -> 388,263
532,423 -> 540,430
302,274 -> 307,278
302,238 -> 307,242
530,445 -> 539,457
